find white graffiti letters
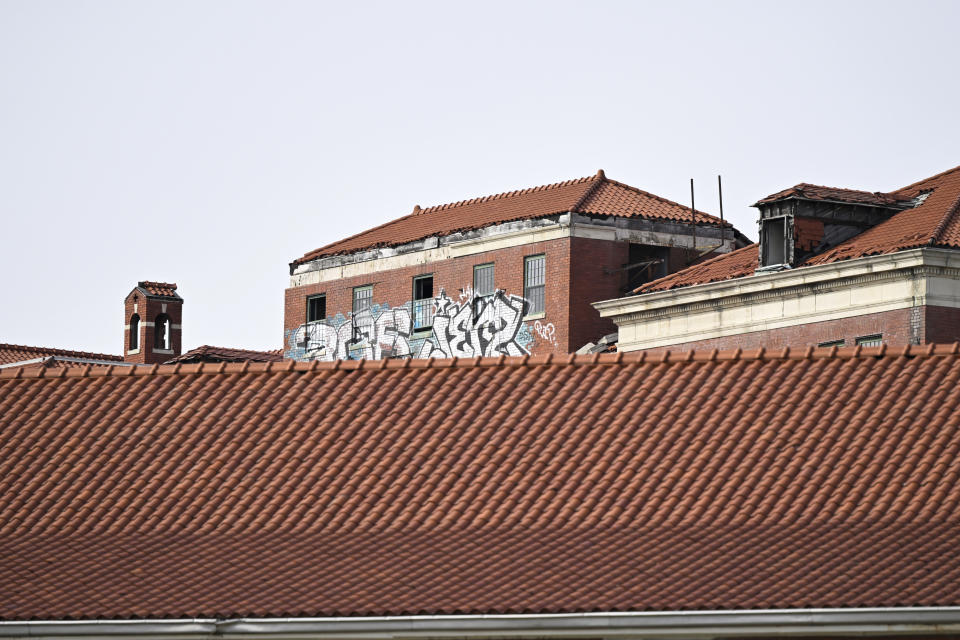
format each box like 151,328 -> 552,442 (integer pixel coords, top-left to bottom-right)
293,306 -> 412,361
533,320 -> 557,346
288,288 -> 533,361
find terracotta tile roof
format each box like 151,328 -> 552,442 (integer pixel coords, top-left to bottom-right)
755,183 -> 912,207
137,281 -> 180,297
295,171 -> 731,264
639,165 -> 960,292
807,165 -> 960,265
635,243 -> 760,293
165,345 -> 284,364
2,345 -> 960,619
0,343 -> 122,367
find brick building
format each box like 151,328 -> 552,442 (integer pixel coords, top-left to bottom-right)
596,165 -> 960,352
284,170 -> 748,361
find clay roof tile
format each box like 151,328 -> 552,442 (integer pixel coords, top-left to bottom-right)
1,347 -> 960,618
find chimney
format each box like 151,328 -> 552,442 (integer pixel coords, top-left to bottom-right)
123,281 -> 184,364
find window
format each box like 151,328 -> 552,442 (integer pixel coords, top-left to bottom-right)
129,314 -> 140,350
352,285 -> 373,340
307,295 -> 326,323
524,255 -> 545,316
473,263 -> 495,321
856,334 -> 882,347
412,275 -> 434,331
154,314 -> 171,350
761,217 -> 788,267
818,339 -> 845,348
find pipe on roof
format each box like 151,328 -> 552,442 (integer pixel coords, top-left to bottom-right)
4,608 -> 960,638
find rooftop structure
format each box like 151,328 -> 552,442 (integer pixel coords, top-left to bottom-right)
286,171 -> 749,362
597,165 -> 960,352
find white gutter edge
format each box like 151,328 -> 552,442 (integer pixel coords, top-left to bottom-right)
5,608 -> 960,637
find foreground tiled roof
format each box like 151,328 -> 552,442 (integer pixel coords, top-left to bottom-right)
638,165 -> 960,292
165,345 -> 284,364
0,343 -> 122,367
2,345 -> 960,619
295,171 -> 732,263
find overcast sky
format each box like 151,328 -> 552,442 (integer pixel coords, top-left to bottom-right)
2,0 -> 959,355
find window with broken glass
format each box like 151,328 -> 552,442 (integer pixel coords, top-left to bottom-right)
473,263 -> 495,321
412,275 -> 434,332
524,254 -> 545,317
352,285 -> 373,341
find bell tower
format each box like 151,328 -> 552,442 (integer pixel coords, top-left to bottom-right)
123,281 -> 184,364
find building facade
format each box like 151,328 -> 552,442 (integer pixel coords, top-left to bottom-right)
596,165 -> 960,352
284,171 -> 748,361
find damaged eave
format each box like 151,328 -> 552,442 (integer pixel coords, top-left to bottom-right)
5,608 -> 960,639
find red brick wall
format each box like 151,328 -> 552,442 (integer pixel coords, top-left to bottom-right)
123,291 -> 183,364
642,307 -> 919,353
284,237 -> 572,357
567,236 -> 628,351
924,305 -> 960,343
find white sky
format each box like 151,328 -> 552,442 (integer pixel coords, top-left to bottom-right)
2,0 -> 959,355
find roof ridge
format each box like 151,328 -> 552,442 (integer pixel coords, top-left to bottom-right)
929,188 -> 960,245
5,343 -> 958,380
418,175 -> 597,214
792,181 -> 886,194
0,342 -> 123,362
587,177 -> 724,224
570,170 -> 607,212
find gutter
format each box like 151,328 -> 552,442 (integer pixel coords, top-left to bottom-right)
4,608 -> 960,638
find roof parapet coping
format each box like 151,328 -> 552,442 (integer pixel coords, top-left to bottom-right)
4,607 -> 960,638
2,343 -> 959,381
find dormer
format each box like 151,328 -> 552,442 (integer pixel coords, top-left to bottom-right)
123,281 -> 184,364
754,184 -> 916,271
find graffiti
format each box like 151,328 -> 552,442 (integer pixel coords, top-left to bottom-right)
533,320 -> 557,346
291,305 -> 411,361
286,288 -> 536,361
417,290 -> 529,358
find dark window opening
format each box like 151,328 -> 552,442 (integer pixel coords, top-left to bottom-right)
625,244 -> 669,291
154,314 -> 171,350
307,295 -> 326,323
761,217 -> 788,266
856,334 -> 882,347
818,339 -> 845,348
524,255 -> 545,316
413,275 -> 434,331
129,314 -> 140,350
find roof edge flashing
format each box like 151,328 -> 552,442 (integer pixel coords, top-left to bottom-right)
5,608 -> 960,638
